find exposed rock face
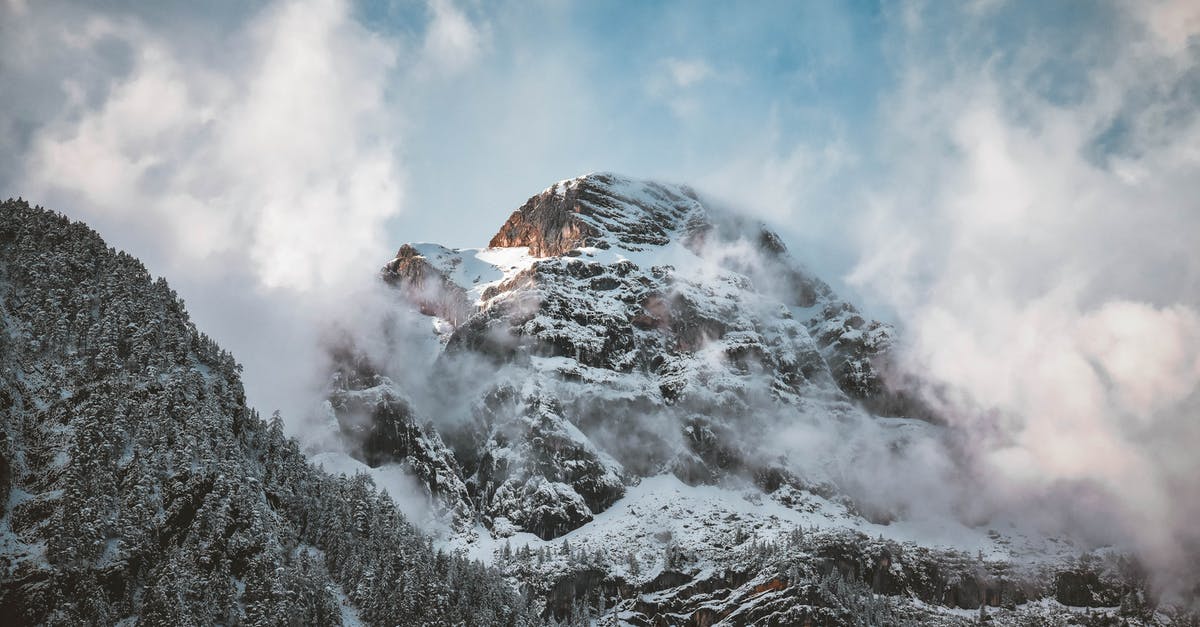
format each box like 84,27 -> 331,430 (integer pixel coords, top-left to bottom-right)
465,387 -> 625,540
678,212 -> 928,417
488,188 -> 599,256
330,375 -> 422,467
1053,569 -> 1122,607
681,216 -> 834,310
530,522 -> 1132,625
488,172 -> 705,256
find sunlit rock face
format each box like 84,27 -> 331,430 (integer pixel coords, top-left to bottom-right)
328,172 -> 915,541
487,172 -> 703,256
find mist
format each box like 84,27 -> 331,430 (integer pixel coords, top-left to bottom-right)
842,0 -> 1200,594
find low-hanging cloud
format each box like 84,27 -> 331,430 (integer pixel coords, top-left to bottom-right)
846,0 -> 1200,587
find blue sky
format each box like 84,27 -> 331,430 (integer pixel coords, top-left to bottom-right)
383,0 -> 894,254
1,0 -> 902,279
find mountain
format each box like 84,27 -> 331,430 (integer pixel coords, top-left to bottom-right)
0,179 -> 1180,626
330,172 -> 932,540
0,200 -> 534,626
323,173 -> 1175,625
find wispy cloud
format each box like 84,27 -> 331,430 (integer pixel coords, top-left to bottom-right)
663,57 -> 712,88
21,0 -> 403,292
0,0 -> 421,426
848,0 -> 1200,582
420,0 -> 488,76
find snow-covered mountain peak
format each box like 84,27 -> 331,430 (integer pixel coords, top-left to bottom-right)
328,174 -> 930,549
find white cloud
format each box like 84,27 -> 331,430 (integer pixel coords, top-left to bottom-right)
1137,0 -> 1200,57
849,0 -> 1200,578
1078,302 -> 1200,421
0,0 -> 414,437
420,0 -> 487,76
643,57 -> 718,120
24,0 -> 403,293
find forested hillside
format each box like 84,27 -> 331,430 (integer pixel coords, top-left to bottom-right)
0,199 -> 534,626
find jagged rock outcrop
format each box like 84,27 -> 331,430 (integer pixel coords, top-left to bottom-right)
322,341 -> 474,524
381,243 -> 472,325
469,390 -> 625,539
488,173 -> 706,256
0,190 -> 1173,625
488,188 -> 599,256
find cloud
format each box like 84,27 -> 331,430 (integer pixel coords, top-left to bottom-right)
420,0 -> 488,75
698,125 -> 853,222
0,0 -> 424,445
20,0 -> 403,293
848,0 -> 1200,582
663,58 -> 712,88
1138,0 -> 1200,56
1078,302 -> 1200,421
643,57 -> 721,120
